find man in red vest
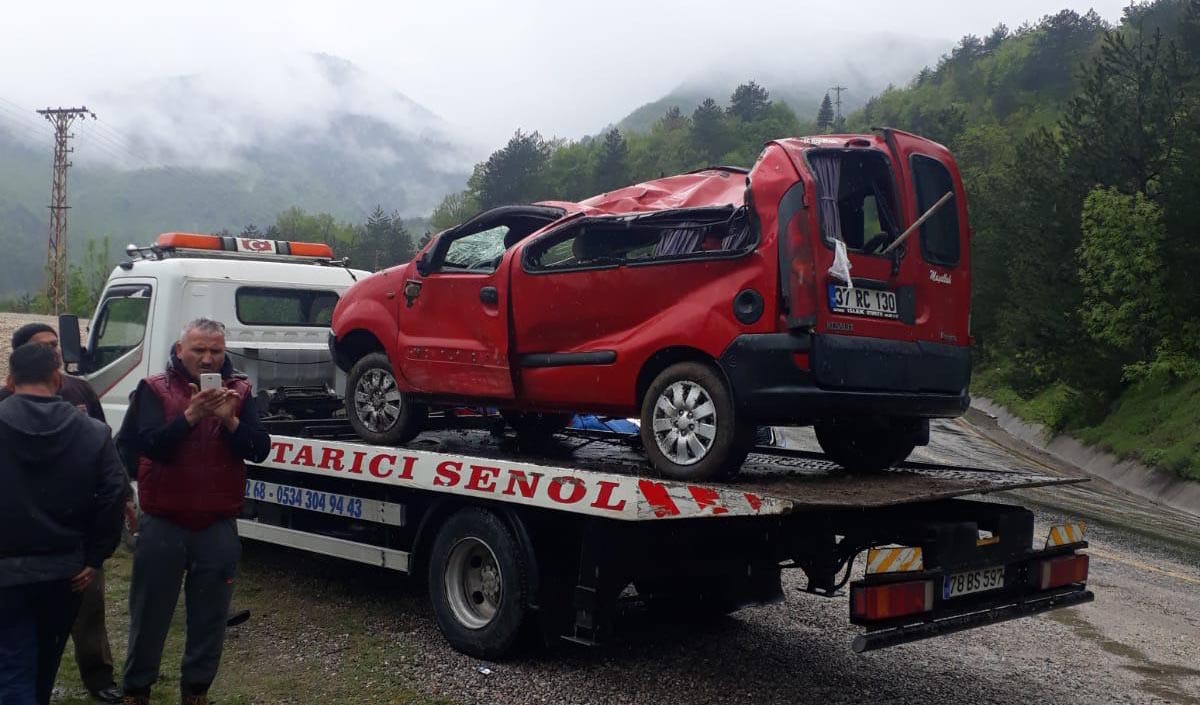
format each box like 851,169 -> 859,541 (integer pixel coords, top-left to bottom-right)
118,319 -> 270,705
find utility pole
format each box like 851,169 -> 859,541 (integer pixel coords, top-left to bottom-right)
829,85 -> 847,129
38,105 -> 94,314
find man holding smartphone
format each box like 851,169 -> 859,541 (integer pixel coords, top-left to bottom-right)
116,318 -> 270,705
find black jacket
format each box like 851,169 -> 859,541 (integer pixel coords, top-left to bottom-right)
0,374 -> 105,422
0,394 -> 128,587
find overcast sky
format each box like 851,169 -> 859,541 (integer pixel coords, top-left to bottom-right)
0,0 -> 1131,148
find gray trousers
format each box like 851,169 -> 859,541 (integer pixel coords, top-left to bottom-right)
72,567 -> 115,691
122,515 -> 240,694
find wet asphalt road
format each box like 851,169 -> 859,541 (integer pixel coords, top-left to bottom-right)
242,417 -> 1200,704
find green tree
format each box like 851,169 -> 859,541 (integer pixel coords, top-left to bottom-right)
543,140 -> 597,200
817,93 -> 834,131
429,191 -> 480,232
469,130 -> 552,209
1077,187 -> 1167,373
728,81 -> 771,122
660,105 -> 688,131
66,237 -> 113,317
594,128 -> 630,192
689,98 -> 734,163
356,205 -> 413,270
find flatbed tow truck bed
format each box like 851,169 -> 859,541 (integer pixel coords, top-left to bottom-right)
238,423 -> 1095,656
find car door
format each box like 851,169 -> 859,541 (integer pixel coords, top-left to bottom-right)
396,225 -> 515,399
396,206 -> 566,400
878,128 -> 972,348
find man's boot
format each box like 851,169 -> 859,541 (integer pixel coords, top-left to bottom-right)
181,683 -> 210,705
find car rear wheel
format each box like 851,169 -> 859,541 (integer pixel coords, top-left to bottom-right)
640,361 -> 752,481
428,508 -> 531,659
503,411 -> 571,450
814,417 -> 919,472
346,352 -> 426,445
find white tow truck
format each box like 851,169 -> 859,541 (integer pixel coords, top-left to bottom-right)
59,234 -> 1094,659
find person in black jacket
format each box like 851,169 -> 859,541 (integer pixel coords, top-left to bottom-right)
1,322 -> 125,704
0,343 -> 127,705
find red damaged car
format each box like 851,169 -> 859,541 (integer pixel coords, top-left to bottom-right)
330,128 -> 971,481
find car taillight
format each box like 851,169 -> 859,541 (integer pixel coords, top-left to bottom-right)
1036,554 -> 1089,591
851,580 -> 934,621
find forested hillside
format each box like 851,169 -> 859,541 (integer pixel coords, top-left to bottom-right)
428,1 -> 1200,479
848,1 -> 1200,478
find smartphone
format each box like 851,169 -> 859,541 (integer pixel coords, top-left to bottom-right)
199,373 -> 223,391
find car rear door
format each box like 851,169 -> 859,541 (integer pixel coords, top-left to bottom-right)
878,128 -> 971,348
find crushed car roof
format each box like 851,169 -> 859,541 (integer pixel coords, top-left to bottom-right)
576,167 -> 748,216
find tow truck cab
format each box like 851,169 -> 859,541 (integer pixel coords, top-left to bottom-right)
58,233 -> 369,431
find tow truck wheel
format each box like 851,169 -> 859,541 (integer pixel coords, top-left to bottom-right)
814,417 -> 919,473
346,353 -> 426,445
428,508 -> 531,659
640,361 -> 751,481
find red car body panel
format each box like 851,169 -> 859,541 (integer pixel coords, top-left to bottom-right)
332,130 -> 972,423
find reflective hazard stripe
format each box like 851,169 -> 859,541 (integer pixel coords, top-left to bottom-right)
1046,522 -> 1086,547
866,546 -> 924,574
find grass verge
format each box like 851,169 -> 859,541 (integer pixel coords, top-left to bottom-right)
52,545 -> 452,704
973,368 -> 1200,482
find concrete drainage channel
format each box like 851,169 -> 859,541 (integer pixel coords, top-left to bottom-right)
970,397 -> 1200,519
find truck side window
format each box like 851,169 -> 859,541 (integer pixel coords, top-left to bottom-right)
235,287 -> 341,326
911,155 -> 961,266
89,285 -> 152,371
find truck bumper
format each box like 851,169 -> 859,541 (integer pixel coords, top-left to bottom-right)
853,587 -> 1094,653
718,333 -> 970,424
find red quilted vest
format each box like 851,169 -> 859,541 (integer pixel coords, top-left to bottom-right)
137,370 -> 252,530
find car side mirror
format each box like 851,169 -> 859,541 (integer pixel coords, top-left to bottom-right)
416,252 -> 431,277
58,314 -> 84,365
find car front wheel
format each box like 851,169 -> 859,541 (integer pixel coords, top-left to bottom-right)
345,352 -> 426,445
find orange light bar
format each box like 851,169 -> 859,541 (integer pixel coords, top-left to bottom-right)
851,580 -> 934,621
289,242 -> 334,258
152,232 -> 335,259
156,232 -> 222,250
1037,554 -> 1089,591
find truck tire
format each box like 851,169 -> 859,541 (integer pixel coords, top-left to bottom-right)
640,361 -> 752,481
428,508 -> 531,660
814,417 -> 918,473
345,353 -> 426,446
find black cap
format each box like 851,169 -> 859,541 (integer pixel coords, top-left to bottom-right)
11,322 -> 56,350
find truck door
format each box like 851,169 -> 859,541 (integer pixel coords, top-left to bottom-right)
78,281 -> 156,430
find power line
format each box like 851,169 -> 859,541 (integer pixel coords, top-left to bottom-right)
829,85 -> 848,128
37,106 -> 95,314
